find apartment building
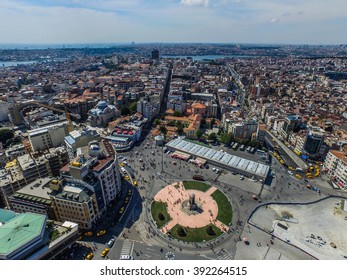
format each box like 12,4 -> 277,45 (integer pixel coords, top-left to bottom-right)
324,150 -> 347,189
60,140 -> 122,213
28,122 -> 69,152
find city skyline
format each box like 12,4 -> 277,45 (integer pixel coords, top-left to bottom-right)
0,0 -> 346,45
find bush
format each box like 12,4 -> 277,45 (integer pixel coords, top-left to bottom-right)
177,226 -> 186,237
206,225 -> 216,236
158,212 -> 165,221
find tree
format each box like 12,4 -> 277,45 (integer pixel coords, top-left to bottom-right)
173,110 -> 182,117
208,132 -> 217,142
153,118 -> 161,126
177,226 -> 186,237
0,129 -> 14,146
195,129 -> 203,140
120,105 -> 131,116
200,118 -> 206,128
159,125 -> 167,135
129,102 -> 137,114
210,118 -> 216,129
206,225 -> 216,236
158,212 -> 165,221
220,133 -> 231,145
176,123 -> 184,135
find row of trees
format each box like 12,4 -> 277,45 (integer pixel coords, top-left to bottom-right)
120,102 -> 137,116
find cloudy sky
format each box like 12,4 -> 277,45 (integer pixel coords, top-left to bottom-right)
0,0 -> 346,44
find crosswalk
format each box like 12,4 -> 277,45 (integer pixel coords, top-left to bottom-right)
120,240 -> 134,256
217,250 -> 233,260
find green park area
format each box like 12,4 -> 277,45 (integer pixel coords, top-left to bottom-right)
211,189 -> 233,225
183,181 -> 211,192
151,201 -> 171,228
168,224 -> 223,242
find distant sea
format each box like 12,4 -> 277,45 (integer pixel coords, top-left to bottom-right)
0,61 -> 37,67
161,55 -> 252,60
0,43 -> 128,50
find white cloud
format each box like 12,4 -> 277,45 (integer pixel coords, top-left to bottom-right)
180,0 -> 209,7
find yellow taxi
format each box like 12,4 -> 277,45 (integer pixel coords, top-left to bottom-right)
120,162 -> 125,167
133,181 -> 137,186
84,231 -> 93,237
101,248 -> 110,258
125,175 -> 130,180
97,230 -> 106,236
85,253 -> 94,260
288,166 -> 295,171
295,174 -> 302,179
280,160 -> 285,164
273,152 -> 278,157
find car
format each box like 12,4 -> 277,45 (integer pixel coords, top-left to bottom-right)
212,167 -> 216,171
232,171 -> 237,175
77,235 -> 83,241
107,238 -> 115,247
280,160 -> 285,164
120,255 -> 133,260
118,155 -> 123,159
240,175 -> 245,180
295,174 -> 302,179
128,189 -> 132,195
133,181 -> 137,186
85,252 -> 94,260
124,197 -> 129,204
288,166 -> 295,171
97,230 -> 106,236
120,162 -> 125,167
288,170 -> 293,175
123,161 -> 128,165
139,158 -> 143,162
119,207 -> 125,214
125,175 -> 130,180
101,247 -> 110,258
84,231 -> 93,237
215,168 -> 219,174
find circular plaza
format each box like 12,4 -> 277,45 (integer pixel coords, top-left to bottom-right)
151,181 -> 233,242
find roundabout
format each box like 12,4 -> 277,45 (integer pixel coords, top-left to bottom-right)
151,181 -> 233,242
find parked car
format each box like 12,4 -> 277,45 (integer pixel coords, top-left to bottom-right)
107,238 -> 115,247
97,230 -> 106,236
101,248 -> 110,258
85,252 -> 94,260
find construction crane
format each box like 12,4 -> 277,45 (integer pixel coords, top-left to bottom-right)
31,101 -> 80,133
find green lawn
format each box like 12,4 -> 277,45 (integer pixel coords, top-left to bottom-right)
151,201 -> 171,229
183,181 -> 211,192
168,224 -> 222,242
211,190 -> 233,225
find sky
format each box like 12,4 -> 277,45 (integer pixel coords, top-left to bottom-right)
0,0 -> 346,45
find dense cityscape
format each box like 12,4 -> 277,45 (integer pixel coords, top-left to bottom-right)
0,43 -> 346,261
